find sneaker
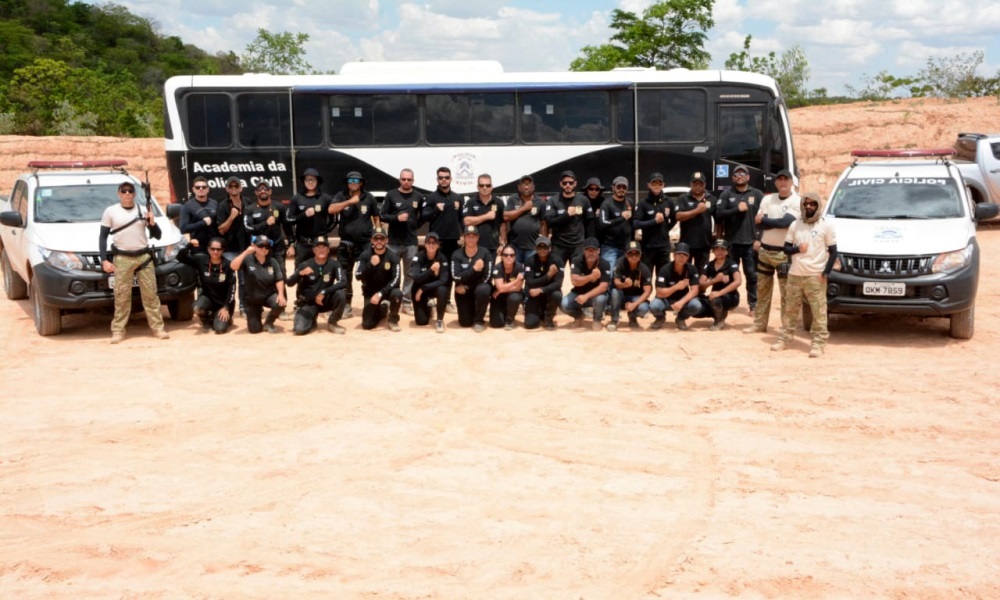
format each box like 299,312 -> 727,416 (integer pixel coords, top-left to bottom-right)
651,317 -> 665,330
748,303 -> 757,313
473,323 -> 486,332
446,302 -> 457,314
809,346 -> 824,358
675,317 -> 689,331
770,341 -> 787,352
154,329 -> 170,340
606,322 -> 618,332
110,332 -> 124,344
328,322 -> 345,334
388,322 -> 401,332
428,298 -> 437,309
592,320 -> 603,331
344,306 -> 354,319
709,320 -> 725,331
266,323 -> 277,334
278,310 -> 293,321
435,320 -> 444,333
401,303 -> 414,315
742,325 -> 765,334
504,322 -> 514,331
543,320 -> 556,331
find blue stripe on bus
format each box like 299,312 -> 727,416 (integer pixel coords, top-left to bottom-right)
293,81 -> 634,94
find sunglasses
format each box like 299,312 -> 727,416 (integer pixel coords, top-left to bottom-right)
478,183 -> 492,188
119,189 -> 135,194
255,244 -> 270,249
400,177 -> 413,182
648,181 -> 664,186
347,178 -> 361,184
560,181 -> 575,186
208,247 -> 224,252
614,185 -> 628,190
501,253 -> 515,257
733,172 -> 749,177
586,187 -> 600,192
437,175 -> 451,180
227,184 -> 241,189
193,185 -> 208,190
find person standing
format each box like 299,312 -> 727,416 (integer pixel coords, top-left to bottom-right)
286,167 -> 334,266
243,181 -> 288,263
421,166 -> 464,259
382,168 -> 422,312
216,176 -> 249,314
772,192 -> 837,357
489,244 -> 524,330
559,237 -> 611,331
582,177 -> 604,238
714,164 -> 763,311
228,235 -> 287,334
331,171 -> 380,317
178,176 -> 218,252
177,237 -> 236,334
355,227 -> 402,332
698,239 -> 742,331
504,174 -> 547,265
522,236 -> 563,331
609,241 -> 652,330
598,176 -> 634,268
674,171 -> 716,271
99,181 -> 168,344
545,170 -> 591,269
410,231 -> 450,333
463,173 -> 506,258
286,236 -> 348,335
633,172 -> 675,275
649,243 -> 704,331
744,169 -> 800,334
450,225 -> 493,332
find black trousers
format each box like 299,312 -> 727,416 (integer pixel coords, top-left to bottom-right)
412,284 -> 449,326
455,282 -> 491,327
293,289 -> 346,334
524,289 -> 562,329
337,240 -> 369,304
361,288 -> 403,330
641,246 -> 671,275
245,293 -> 283,334
193,294 -> 232,334
489,291 -> 523,327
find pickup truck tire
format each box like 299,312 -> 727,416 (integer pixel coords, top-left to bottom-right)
2,249 -> 28,300
949,304 -> 974,340
167,290 -> 195,321
30,277 -> 61,336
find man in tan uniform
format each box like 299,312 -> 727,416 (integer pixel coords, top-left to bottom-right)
744,170 -> 799,333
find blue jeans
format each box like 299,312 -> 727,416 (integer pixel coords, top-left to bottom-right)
600,245 -> 624,268
560,290 -> 609,321
649,296 -> 705,320
609,288 -> 650,322
514,247 -> 536,265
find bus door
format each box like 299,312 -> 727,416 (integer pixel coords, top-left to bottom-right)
716,104 -> 769,193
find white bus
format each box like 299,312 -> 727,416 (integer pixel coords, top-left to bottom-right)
163,61 -> 797,202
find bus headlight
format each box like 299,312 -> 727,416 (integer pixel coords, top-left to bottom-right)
40,248 -> 84,271
931,245 -> 973,274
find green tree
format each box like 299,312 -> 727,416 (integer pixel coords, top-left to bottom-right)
724,35 -> 810,106
240,29 -> 312,75
571,0 -> 714,71
918,51 -> 999,98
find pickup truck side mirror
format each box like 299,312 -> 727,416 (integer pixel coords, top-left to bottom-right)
974,203 -> 999,221
0,211 -> 24,228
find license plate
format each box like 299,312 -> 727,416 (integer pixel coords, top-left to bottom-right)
108,275 -> 139,288
863,281 -> 905,296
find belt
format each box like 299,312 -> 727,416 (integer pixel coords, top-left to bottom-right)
113,247 -> 152,257
760,243 -> 784,252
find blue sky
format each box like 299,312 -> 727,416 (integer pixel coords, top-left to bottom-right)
88,0 -> 1000,96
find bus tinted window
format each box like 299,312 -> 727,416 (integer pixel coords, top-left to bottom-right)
521,91 -> 609,143
616,89 -> 706,142
426,94 -> 515,145
329,95 -> 418,146
238,93 -> 290,147
719,105 -> 765,170
186,93 -> 231,148
293,95 -> 323,147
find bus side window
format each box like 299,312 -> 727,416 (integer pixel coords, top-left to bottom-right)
185,93 -> 232,148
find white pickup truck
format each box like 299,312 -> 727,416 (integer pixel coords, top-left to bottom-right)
0,160 -> 196,335
954,133 -> 1000,208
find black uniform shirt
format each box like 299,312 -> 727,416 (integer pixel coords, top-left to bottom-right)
545,193 -> 590,250
286,256 -> 347,304
569,255 -> 611,295
411,248 -> 450,292
491,260 -> 524,286
335,191 -> 380,244
244,202 -> 285,246
450,246 -> 493,288
239,254 -> 285,304
216,195 -> 248,251
287,192 -> 334,241
613,257 -> 652,295
634,193 -> 676,249
598,197 -> 634,249
382,189 -> 421,246
655,261 -> 699,304
715,186 -> 763,245
178,246 -> 236,307
702,257 -> 741,300
463,195 -> 505,251
421,189 -> 463,240
676,193 -> 717,250
524,253 -> 564,294
506,195 -> 547,250
179,198 -> 219,250
355,247 -> 401,298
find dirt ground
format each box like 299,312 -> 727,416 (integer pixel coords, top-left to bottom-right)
2,98 -> 1000,598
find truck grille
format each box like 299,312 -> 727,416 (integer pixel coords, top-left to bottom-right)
839,253 -> 934,277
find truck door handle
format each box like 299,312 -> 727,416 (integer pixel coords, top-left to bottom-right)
990,168 -> 1000,173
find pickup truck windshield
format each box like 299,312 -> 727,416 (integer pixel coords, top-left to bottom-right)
827,179 -> 963,219
34,184 -> 156,223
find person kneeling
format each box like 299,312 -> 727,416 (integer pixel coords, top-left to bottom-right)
286,236 -> 348,335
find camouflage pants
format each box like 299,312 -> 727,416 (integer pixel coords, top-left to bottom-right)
111,253 -> 164,335
752,248 -> 788,330
778,274 -> 829,349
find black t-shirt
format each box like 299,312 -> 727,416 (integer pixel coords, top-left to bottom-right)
598,197 -> 634,249
335,191 -> 380,244
450,246 -> 493,288
569,255 -> 611,295
216,195 -> 248,251
286,256 -> 347,304
239,254 -> 285,304
524,253 -> 564,294
244,202 -> 285,247
546,193 -> 590,250
655,261 -> 699,303
506,195 -> 546,250
634,193 -> 676,249
421,189 -> 463,240
702,257 -> 740,300
676,193 -> 717,250
463,195 -> 505,251
178,246 -> 235,307
382,189 -> 421,245
287,191 -> 334,240
613,257 -> 652,295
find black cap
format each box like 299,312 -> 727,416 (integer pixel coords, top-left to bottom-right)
583,237 -> 600,250
255,180 -> 271,189
673,242 -> 691,256
648,172 -> 665,183
712,239 -> 729,250
424,231 -> 440,242
559,170 -> 576,181
254,235 -> 272,247
463,225 -> 479,236
519,174 -> 534,183
313,235 -> 330,247
118,181 -> 135,192
371,226 -> 387,239
733,165 -> 750,175
344,171 -> 364,183
224,176 -> 242,187
690,171 -> 706,183
776,169 -> 793,179
302,168 -> 323,185
535,235 -> 551,247
625,241 -> 641,254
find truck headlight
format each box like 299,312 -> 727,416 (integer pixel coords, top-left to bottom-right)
931,245 -> 973,274
40,248 -> 84,271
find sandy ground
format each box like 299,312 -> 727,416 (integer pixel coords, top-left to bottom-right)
2,223 -> 999,599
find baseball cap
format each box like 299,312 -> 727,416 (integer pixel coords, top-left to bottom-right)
519,174 -> 534,183
313,236 -> 330,247
301,168 -> 323,185
424,231 -> 440,242
535,235 -> 551,247
648,172 -> 665,183
255,180 -> 271,190
559,170 -> 576,181
733,165 -> 750,176
690,171 -> 706,183
254,235 -> 272,247
463,225 -> 479,236
583,237 -> 600,250
673,242 -> 691,256
371,226 -> 388,239
344,170 -> 364,184
625,241 -> 641,254
224,176 -> 242,187
118,181 -> 135,192
612,176 -> 629,188
775,169 -> 793,179
712,239 -> 729,250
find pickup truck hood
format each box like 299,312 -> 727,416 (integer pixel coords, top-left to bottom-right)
29,218 -> 181,252
826,216 -> 972,256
